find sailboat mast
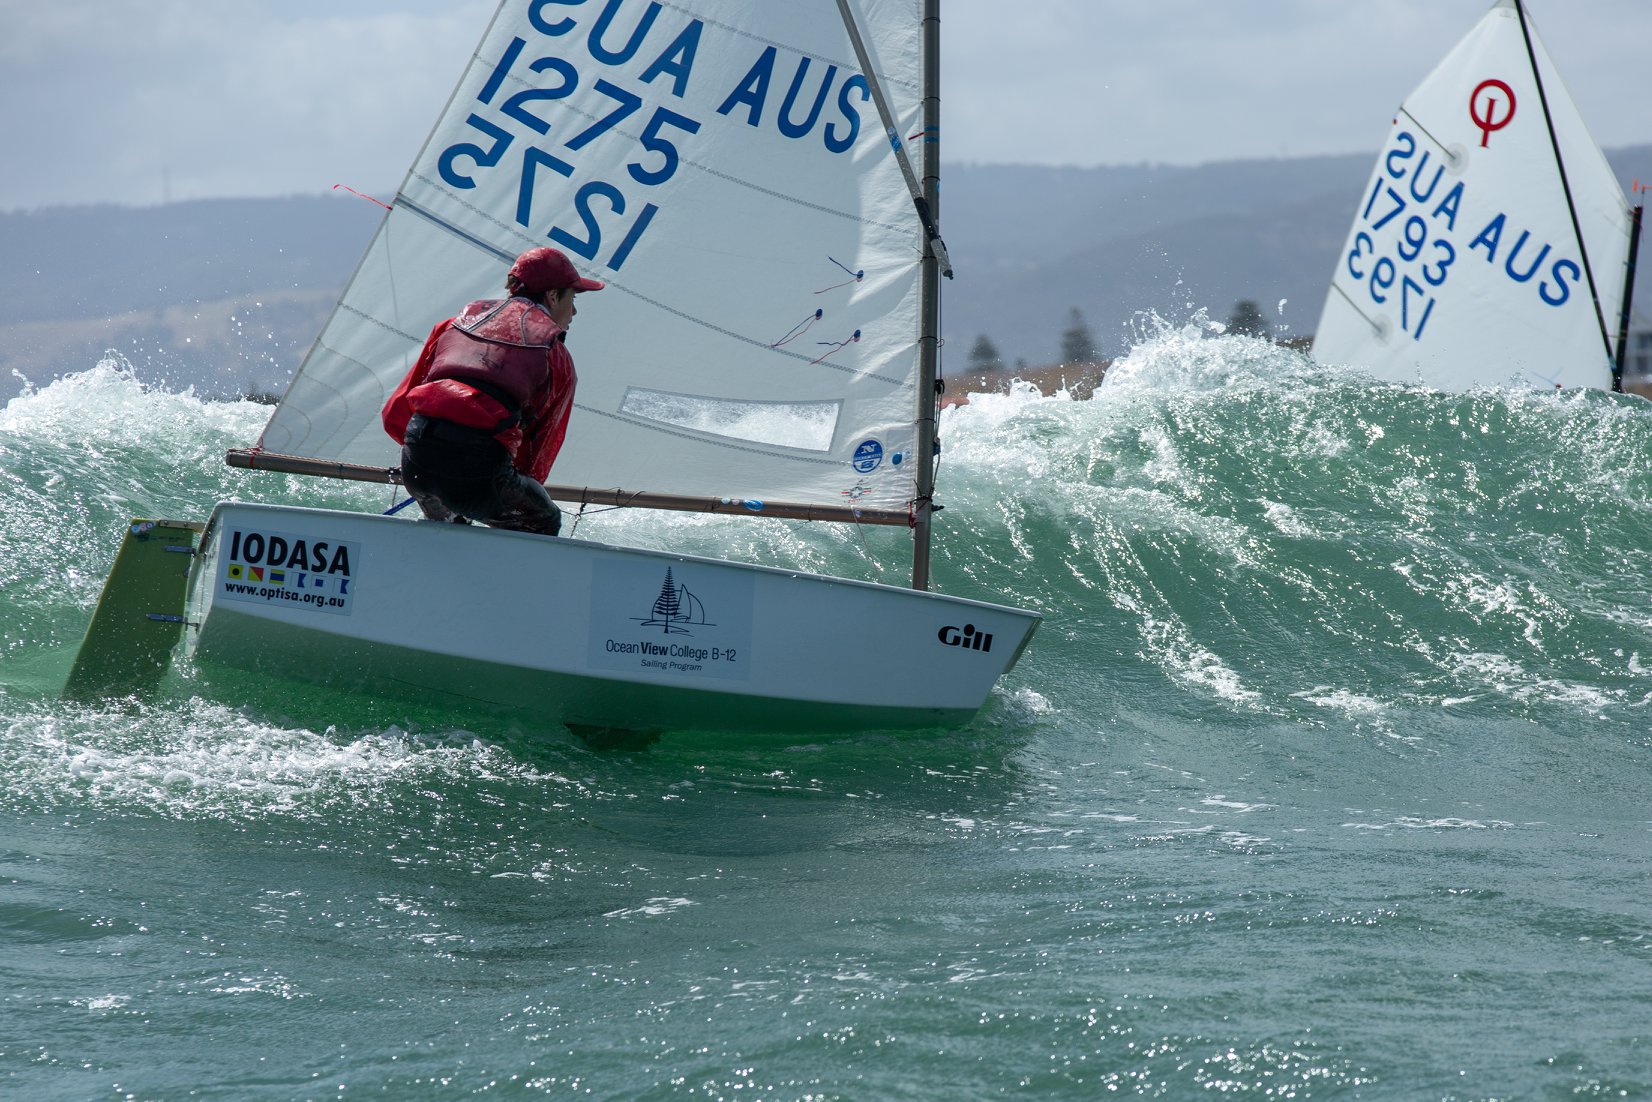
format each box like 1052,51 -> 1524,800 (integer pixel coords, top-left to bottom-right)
832,0 -> 945,589
1613,205 -> 1644,390
910,0 -> 941,591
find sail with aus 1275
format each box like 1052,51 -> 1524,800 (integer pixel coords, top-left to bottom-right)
1311,0 -> 1642,392
66,0 -> 1043,740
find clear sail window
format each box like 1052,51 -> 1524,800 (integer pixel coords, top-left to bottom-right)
619,388 -> 839,452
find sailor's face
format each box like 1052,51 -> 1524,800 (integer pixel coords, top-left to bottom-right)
547,288 -> 577,329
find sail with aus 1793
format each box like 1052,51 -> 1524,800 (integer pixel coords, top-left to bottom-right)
1311,0 -> 1642,392
64,0 -> 1041,742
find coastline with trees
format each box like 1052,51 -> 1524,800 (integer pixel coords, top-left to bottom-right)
948,299 -> 1293,406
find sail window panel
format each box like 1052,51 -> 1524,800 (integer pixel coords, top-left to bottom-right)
619,387 -> 839,452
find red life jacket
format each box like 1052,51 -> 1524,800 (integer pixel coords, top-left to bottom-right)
384,297 -> 576,480
412,297 -> 562,431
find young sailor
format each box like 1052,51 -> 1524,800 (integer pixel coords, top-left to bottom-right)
381,247 -> 603,535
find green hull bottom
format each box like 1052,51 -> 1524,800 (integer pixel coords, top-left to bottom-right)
192,607 -> 975,742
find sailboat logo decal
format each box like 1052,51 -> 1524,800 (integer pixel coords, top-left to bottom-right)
635,568 -> 715,636
1469,78 -> 1516,147
851,439 -> 884,473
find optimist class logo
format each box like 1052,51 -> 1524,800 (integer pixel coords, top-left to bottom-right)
1470,78 -> 1516,147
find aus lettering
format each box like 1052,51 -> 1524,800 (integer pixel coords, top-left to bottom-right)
526,0 -> 871,151
1468,213 -> 1580,307
716,46 -> 867,153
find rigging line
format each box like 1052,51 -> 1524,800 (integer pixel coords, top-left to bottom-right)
1513,0 -> 1615,367
332,184 -> 392,211
811,330 -> 862,365
846,512 -> 888,578
1395,107 -> 1457,165
832,0 -> 953,279
1330,280 -> 1383,337
815,257 -> 866,294
770,309 -> 823,348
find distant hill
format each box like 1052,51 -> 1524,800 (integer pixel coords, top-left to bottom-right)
0,196 -> 380,401
3,146 -> 1649,402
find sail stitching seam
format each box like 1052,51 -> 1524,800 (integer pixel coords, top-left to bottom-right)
399,182 -> 912,385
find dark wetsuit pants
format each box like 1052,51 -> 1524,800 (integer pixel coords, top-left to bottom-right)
399,414 -> 562,536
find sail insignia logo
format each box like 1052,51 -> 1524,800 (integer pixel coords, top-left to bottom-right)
633,568 -> 715,636
851,439 -> 884,474
841,479 -> 871,502
937,623 -> 992,653
1469,78 -> 1516,148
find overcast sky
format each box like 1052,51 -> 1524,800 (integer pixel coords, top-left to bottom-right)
3,0 -> 1650,212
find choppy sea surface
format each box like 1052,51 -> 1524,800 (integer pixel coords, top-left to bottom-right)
3,332 -> 1650,1100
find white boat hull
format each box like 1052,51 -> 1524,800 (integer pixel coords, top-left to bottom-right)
184,503 -> 1040,736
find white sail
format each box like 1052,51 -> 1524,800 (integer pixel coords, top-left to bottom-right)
1312,0 -> 1636,391
259,0 -> 925,512
67,0 -> 1042,740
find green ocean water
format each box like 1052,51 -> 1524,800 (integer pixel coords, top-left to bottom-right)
3,332 -> 1651,1099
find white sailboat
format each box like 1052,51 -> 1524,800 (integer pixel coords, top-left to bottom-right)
80,0 -> 1042,739
1312,0 -> 1642,391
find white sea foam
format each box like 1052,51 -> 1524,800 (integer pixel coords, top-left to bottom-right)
1291,687 -> 1388,717
4,701 -> 582,821
603,897 -> 697,919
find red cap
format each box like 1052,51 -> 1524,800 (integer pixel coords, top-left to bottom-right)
508,247 -> 605,294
